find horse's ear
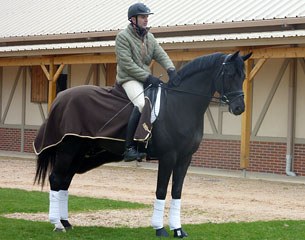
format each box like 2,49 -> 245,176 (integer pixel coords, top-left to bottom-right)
228,51 -> 239,62
242,52 -> 252,61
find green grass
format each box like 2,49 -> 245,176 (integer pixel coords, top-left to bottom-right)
1,188 -> 305,239
1,217 -> 305,240
0,188 -> 148,214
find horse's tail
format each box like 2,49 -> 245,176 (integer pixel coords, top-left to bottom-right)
34,148 -> 56,189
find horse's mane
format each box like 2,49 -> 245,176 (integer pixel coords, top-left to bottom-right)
177,52 -> 224,79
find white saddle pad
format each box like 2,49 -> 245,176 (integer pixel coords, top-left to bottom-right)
151,86 -> 162,123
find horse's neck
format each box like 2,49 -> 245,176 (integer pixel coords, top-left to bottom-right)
164,71 -> 216,125
179,70 -> 216,107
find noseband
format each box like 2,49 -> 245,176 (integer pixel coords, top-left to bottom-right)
218,54 -> 244,105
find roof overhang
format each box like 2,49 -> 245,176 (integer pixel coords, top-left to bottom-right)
1,17 -> 305,44
0,30 -> 304,58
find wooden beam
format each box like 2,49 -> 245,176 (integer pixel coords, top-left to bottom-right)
40,64 -> 50,80
240,59 -> 254,169
0,54 -> 116,66
250,47 -> 305,59
167,49 -> 234,61
249,58 -> 267,81
252,59 -> 289,136
53,63 -> 65,82
92,64 -> 100,86
0,57 -> 52,66
47,60 -> 56,112
105,63 -> 117,86
54,54 -> 116,64
0,47 -> 305,67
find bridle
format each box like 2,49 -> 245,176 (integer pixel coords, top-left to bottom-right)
218,54 -> 244,105
160,54 -> 244,106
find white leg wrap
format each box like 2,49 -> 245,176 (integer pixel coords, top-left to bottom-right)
49,190 -> 61,224
151,199 -> 166,230
169,199 -> 181,230
59,190 -> 69,220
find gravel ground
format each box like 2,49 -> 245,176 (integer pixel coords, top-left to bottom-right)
1,156 -> 305,228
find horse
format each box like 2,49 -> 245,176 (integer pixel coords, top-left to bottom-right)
34,51 -> 252,238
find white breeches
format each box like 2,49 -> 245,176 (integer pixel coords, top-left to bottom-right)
122,80 -> 145,113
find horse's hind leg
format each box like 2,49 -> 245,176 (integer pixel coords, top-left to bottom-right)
49,137 -> 81,231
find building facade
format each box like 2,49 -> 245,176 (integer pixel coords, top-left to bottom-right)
1,0 -> 305,176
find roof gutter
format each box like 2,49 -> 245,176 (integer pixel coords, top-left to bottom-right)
286,58 -> 297,176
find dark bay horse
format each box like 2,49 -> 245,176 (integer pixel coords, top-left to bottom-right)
34,51 -> 251,238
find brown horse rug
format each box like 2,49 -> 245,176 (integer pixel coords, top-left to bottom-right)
33,84 -> 152,155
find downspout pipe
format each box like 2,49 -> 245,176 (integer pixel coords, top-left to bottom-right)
286,59 -> 296,177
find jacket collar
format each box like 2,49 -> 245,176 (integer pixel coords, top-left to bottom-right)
128,23 -> 148,40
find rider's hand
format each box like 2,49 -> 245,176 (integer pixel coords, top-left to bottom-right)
146,75 -> 162,87
167,68 -> 181,87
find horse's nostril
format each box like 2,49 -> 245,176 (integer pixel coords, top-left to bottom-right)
234,106 -> 245,115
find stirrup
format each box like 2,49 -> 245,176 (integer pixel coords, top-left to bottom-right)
123,148 -> 146,162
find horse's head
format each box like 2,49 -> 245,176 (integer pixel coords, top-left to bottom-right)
216,51 -> 252,115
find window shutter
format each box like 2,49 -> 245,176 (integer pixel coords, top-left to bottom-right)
31,66 -> 48,103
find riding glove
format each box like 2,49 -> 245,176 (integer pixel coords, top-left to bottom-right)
167,68 -> 181,87
146,75 -> 162,87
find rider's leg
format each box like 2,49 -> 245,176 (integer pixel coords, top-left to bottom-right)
122,80 -> 146,161
124,106 -> 146,161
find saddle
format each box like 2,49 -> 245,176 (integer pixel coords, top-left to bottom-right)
137,85 -> 161,160
133,84 -> 161,140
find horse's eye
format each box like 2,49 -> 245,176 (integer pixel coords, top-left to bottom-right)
226,67 -> 235,76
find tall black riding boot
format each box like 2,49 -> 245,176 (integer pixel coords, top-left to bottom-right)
124,107 -> 146,162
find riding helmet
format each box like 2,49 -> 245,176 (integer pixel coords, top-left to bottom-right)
128,3 -> 153,20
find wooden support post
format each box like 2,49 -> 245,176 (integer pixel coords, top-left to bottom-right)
105,63 -> 117,86
249,59 -> 266,82
93,64 -> 100,86
47,60 -> 56,112
41,61 -> 65,112
240,59 -> 254,169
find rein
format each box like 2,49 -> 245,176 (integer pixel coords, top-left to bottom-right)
162,54 -> 244,106
160,84 -> 229,105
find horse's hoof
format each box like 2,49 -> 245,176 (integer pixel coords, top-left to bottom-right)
53,222 -> 66,232
53,227 -> 66,232
173,228 -> 188,238
156,227 -> 169,237
60,220 -> 73,231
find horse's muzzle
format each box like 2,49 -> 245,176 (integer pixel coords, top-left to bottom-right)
229,96 -> 245,115
231,104 -> 245,115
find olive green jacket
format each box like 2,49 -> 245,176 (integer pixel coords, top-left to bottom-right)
115,24 -> 175,85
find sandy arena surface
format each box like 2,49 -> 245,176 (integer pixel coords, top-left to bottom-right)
1,156 -> 305,228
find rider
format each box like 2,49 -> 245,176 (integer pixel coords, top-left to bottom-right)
115,3 -> 178,162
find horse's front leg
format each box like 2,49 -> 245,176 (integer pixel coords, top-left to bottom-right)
169,155 -> 192,238
151,152 -> 176,237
